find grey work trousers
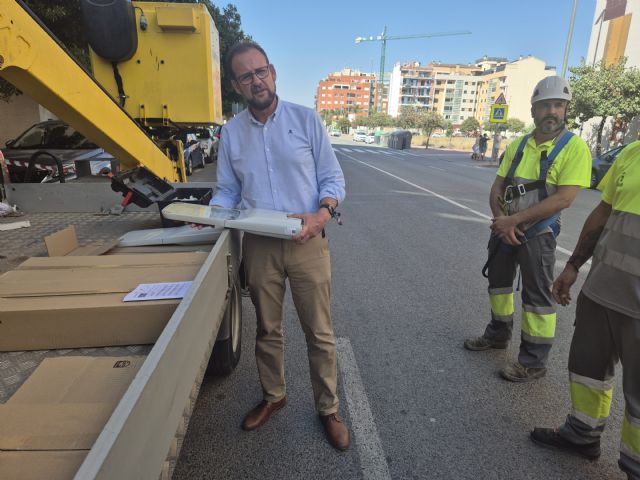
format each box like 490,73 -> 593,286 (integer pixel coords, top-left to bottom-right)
483,232 -> 557,368
559,292 -> 640,480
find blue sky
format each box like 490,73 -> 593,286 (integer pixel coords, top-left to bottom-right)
225,0 -> 597,108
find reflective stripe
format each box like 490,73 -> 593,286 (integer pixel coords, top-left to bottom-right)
490,293 -> 514,317
570,372 -> 615,391
521,309 -> 556,338
593,211 -> 640,276
570,381 -> 613,427
523,304 -> 555,315
593,243 -> 640,277
571,408 -> 607,429
522,331 -> 553,345
492,314 -> 513,323
489,287 -> 513,295
622,412 -> 640,458
607,210 -> 640,239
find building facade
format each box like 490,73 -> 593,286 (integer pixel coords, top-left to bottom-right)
315,69 -> 382,120
587,0 -> 639,68
387,56 -> 555,128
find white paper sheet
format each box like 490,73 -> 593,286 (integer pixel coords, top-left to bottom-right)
123,281 -> 193,302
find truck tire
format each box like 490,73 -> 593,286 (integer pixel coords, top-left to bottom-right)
207,280 -> 242,377
185,155 -> 193,176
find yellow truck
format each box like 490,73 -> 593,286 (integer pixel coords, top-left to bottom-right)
0,1 -> 241,478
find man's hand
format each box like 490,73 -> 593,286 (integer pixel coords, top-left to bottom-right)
490,215 -> 524,246
552,265 -> 578,306
289,209 -> 331,244
189,204 -> 224,230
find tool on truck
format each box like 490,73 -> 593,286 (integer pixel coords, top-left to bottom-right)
0,1 -> 242,478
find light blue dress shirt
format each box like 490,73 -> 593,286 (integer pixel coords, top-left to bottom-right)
211,99 -> 345,213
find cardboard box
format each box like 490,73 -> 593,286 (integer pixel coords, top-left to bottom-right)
0,253 -> 208,351
0,356 -> 144,480
0,451 -> 87,480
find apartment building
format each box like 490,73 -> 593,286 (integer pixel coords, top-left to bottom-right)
315,68 -> 381,119
474,56 -> 556,125
387,56 -> 555,126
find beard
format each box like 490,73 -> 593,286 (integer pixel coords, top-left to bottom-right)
535,115 -> 565,135
247,85 -> 276,111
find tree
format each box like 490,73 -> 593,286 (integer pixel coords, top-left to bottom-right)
460,117 -> 480,136
336,117 -> 351,133
505,118 -> 525,134
418,111 -> 445,148
396,106 -> 421,129
0,1 -> 89,100
569,58 -> 640,154
369,112 -> 392,129
1,0 -> 250,117
443,120 -> 454,139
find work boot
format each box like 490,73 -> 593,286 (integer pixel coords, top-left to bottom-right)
500,362 -> 546,382
530,427 -> 600,460
320,413 -> 350,451
241,396 -> 287,431
463,335 -> 508,351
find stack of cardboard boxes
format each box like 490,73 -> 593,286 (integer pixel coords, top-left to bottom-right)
0,251 -> 208,479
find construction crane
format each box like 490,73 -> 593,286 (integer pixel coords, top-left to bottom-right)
355,26 -> 472,112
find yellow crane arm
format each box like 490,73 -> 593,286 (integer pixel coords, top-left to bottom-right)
0,0 -> 183,182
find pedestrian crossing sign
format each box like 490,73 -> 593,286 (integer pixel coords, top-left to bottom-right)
490,104 -> 508,123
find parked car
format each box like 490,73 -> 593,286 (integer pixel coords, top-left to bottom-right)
353,130 -> 367,142
2,120 -> 114,183
365,133 -> 375,144
196,125 -> 221,164
591,144 -> 627,188
175,131 -> 206,176
329,129 -> 341,137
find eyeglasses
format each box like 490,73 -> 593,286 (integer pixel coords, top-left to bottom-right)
235,65 -> 271,85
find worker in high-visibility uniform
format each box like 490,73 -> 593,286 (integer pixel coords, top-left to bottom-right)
531,140 -> 640,480
464,76 -> 591,382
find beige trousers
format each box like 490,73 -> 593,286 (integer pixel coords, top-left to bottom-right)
242,233 -> 339,415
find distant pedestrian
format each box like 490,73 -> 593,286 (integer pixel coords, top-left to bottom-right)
479,133 -> 488,160
471,134 -> 481,160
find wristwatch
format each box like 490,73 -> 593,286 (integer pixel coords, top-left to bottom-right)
319,203 -> 335,217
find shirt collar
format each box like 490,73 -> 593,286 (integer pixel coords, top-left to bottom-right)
529,128 -> 568,150
247,96 -> 281,126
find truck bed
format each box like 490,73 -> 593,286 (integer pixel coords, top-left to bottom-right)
0,194 -> 237,479
0,211 -> 161,403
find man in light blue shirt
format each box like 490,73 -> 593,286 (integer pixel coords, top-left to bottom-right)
212,41 -> 348,450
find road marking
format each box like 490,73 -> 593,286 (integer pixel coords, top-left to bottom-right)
427,165 -> 446,172
336,337 -> 391,480
340,153 -> 578,258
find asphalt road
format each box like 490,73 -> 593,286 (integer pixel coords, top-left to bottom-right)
173,138 -> 625,480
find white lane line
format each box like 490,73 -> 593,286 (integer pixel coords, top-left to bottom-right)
427,165 -> 446,172
336,337 -> 391,480
352,148 -> 368,153
344,154 -> 576,258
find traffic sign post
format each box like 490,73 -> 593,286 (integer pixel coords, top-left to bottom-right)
489,95 -> 508,162
489,104 -> 508,123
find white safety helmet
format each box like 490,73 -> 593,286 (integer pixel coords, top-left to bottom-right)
530,76 -> 572,104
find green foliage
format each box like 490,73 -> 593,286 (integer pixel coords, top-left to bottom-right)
569,58 -> 640,153
1,0 -> 249,117
504,117 -> 525,134
336,117 -> 351,133
444,120 -> 454,138
459,117 -> 480,135
0,1 -> 89,100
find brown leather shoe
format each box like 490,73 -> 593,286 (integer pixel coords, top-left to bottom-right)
241,397 -> 287,431
320,413 -> 350,451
